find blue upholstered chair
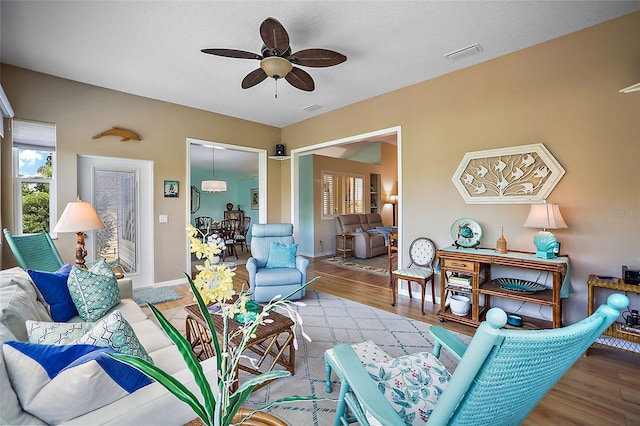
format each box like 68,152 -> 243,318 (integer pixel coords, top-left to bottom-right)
330,293 -> 629,426
3,228 -> 65,272
246,223 -> 309,303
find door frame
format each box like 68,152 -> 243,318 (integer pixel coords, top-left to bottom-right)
77,155 -> 154,288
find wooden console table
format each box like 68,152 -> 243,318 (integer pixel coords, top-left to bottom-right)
436,247 -> 570,329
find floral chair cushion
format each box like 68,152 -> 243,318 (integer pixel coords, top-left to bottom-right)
363,351 -> 451,426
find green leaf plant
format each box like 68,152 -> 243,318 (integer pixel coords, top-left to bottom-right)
111,225 -> 322,426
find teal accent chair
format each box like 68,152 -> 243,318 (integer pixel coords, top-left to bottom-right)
331,293 -> 629,426
246,223 -> 308,303
3,228 -> 65,272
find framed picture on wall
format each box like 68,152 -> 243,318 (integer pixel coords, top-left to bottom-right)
164,180 -> 179,198
251,188 -> 259,210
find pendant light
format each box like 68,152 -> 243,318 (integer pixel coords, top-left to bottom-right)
201,147 -> 227,193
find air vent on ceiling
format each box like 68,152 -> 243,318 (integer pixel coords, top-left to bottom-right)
444,43 -> 483,62
303,104 -> 322,112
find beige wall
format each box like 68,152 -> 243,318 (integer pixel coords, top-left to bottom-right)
282,12 -> 640,323
1,65 -> 281,283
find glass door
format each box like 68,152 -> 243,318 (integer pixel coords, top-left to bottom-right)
78,156 -> 154,288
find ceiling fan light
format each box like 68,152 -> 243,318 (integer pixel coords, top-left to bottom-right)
201,180 -> 227,192
260,56 -> 293,79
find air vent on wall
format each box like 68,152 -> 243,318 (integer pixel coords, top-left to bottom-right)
444,43 -> 483,62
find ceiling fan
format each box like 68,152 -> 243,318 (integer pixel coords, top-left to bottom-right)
201,17 -> 347,93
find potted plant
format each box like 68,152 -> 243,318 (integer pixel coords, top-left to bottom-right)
111,225 -> 319,425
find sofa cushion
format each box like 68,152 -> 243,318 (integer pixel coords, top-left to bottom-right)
1,267 -> 51,325
75,310 -> 152,363
363,352 -> 451,425
27,320 -> 94,345
0,284 -> 52,342
2,341 -> 151,424
67,260 -> 121,322
28,264 -> 78,322
265,242 -> 298,269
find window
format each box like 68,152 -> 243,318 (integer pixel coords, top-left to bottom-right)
321,172 -> 364,219
12,119 -> 56,234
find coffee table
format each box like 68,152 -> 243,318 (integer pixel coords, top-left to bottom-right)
184,302 -> 295,390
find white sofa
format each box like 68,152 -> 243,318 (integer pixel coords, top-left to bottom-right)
0,267 -> 216,425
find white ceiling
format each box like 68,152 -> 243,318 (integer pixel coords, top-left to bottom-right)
2,1 -> 638,131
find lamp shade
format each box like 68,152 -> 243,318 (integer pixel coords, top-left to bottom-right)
52,198 -> 105,233
201,180 -> 227,193
523,203 -> 567,230
388,194 -> 398,205
260,57 -> 293,79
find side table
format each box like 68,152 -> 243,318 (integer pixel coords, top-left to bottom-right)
184,303 -> 296,390
587,275 -> 640,354
335,234 -> 354,260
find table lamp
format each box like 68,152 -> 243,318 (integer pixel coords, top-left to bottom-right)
52,197 -> 105,268
523,203 -> 567,259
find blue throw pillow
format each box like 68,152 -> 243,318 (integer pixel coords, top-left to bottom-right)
2,341 -> 151,423
265,242 -> 298,269
28,264 -> 78,321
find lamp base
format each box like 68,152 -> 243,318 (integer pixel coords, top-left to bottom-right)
75,231 -> 89,269
534,250 -> 556,259
533,230 -> 557,259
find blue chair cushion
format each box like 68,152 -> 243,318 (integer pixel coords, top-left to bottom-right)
28,264 -> 77,322
265,242 -> 298,269
254,267 -> 303,287
363,352 -> 451,425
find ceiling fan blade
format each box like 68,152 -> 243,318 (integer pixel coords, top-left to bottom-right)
260,17 -> 290,55
289,49 -> 347,67
241,68 -> 268,89
201,48 -> 262,60
285,67 -> 315,92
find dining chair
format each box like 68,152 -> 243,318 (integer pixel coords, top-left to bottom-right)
330,293 -> 629,426
3,228 -> 65,272
219,218 -> 240,260
390,237 -> 436,315
234,216 -> 252,252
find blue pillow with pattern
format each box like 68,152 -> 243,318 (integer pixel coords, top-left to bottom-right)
265,242 -> 298,269
67,259 -> 120,322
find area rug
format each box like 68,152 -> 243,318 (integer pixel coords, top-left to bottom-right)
231,289 -> 468,425
133,286 -> 182,306
323,254 -> 390,276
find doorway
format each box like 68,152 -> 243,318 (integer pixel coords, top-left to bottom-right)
78,155 -> 154,288
290,126 -> 401,261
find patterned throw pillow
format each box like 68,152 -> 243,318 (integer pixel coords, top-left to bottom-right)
74,310 -> 152,363
2,341 -> 151,424
265,242 -> 298,269
363,352 -> 451,426
26,320 -> 94,345
67,259 -> 120,322
28,264 -> 78,321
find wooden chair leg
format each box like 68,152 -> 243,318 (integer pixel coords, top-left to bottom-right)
430,275 -> 436,305
421,281 -> 426,315
391,276 -> 397,307
408,280 -> 413,299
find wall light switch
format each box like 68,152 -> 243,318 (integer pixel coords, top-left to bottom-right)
159,214 -> 168,223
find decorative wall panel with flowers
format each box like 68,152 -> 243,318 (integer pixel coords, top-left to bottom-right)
451,143 -> 565,204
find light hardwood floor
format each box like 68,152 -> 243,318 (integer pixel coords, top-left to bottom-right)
158,256 -> 640,426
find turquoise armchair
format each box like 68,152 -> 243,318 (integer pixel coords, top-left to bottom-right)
3,228 -> 64,272
331,293 -> 629,426
246,223 -> 309,303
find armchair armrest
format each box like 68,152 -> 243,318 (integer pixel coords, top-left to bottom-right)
333,344 -> 405,426
429,325 -> 467,360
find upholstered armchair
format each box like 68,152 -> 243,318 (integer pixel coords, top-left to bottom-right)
246,223 -> 309,303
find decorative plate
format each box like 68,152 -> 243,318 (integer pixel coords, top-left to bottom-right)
450,218 -> 482,248
493,278 -> 546,294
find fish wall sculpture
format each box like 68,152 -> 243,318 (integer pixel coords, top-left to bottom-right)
92,127 -> 141,142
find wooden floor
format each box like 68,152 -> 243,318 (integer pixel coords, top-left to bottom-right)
160,256 -> 640,426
